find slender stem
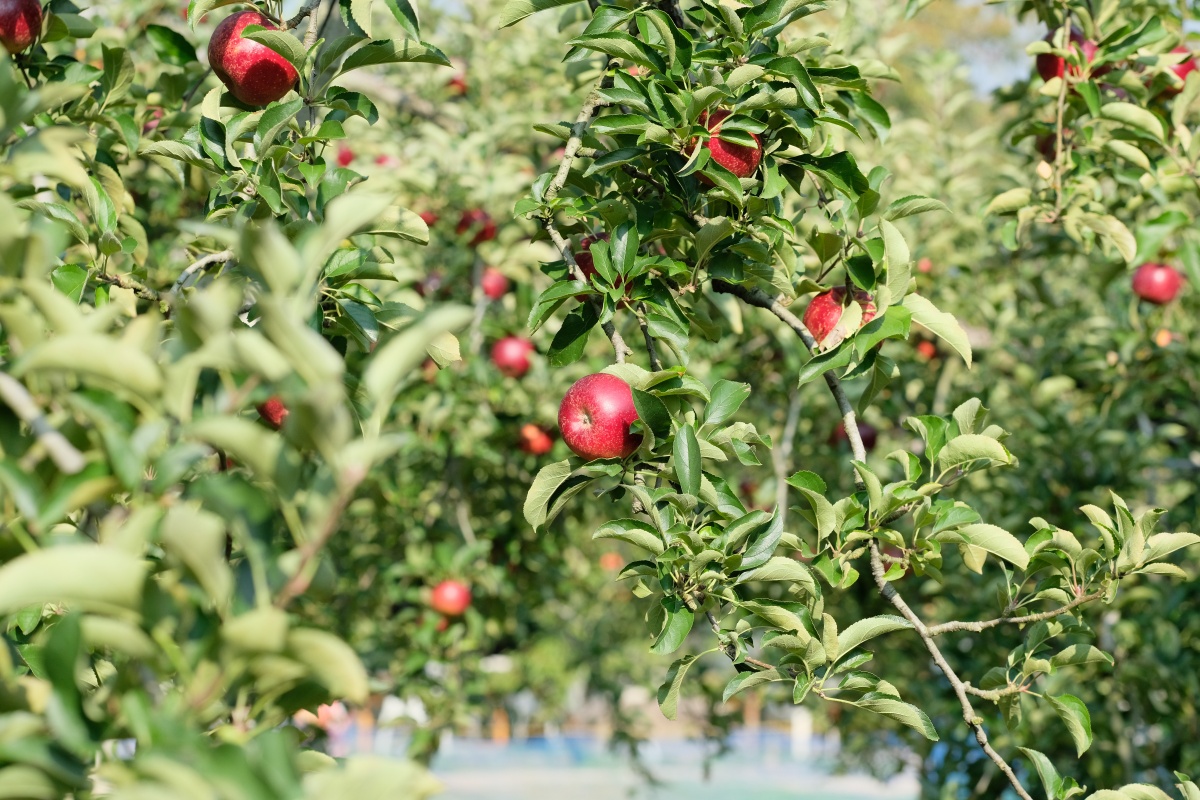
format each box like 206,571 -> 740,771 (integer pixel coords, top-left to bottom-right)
172,249 -> 235,294
0,372 -> 86,475
636,302 -> 662,370
274,479 -> 361,609
285,0 -> 322,30
717,278 -> 1034,800
927,590 -> 1104,636
95,272 -> 160,301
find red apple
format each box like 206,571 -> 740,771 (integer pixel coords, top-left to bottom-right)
801,287 -> 877,348
1164,46 -> 1197,95
336,145 -> 353,168
481,267 -> 509,300
457,209 -> 497,247
491,336 -> 535,378
1154,328 -> 1174,347
447,73 -> 468,96
518,423 -> 554,455
1132,262 -> 1183,304
699,109 -> 762,179
142,107 -> 165,135
208,11 -> 299,107
375,154 -> 399,167
915,340 -> 938,360
916,258 -> 933,274
1036,28 -> 1101,83
256,396 -> 288,430
419,210 -> 439,227
558,373 -> 642,461
431,580 -> 471,616
829,420 -> 878,452
599,552 -> 624,571
0,0 -> 41,54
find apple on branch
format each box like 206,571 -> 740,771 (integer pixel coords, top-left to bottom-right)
802,287 -> 877,349
0,0 -> 41,54
491,336 -> 534,378
208,11 -> 299,107
558,374 -> 642,461
1132,262 -> 1183,304
431,580 -> 471,616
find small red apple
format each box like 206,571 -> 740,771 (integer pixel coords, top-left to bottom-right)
491,336 -> 535,378
917,257 -> 933,274
1154,328 -> 1174,347
336,145 -> 353,168
599,552 -> 624,571
208,11 -> 299,107
142,107 -> 165,135
431,580 -> 471,616
696,109 -> 762,179
0,0 -> 41,54
1132,262 -> 1183,304
1163,46 -> 1198,95
457,209 -> 497,247
518,423 -> 554,455
915,340 -> 938,360
1036,28 -> 1101,83
801,287 -> 877,348
829,421 -> 878,452
256,396 -> 288,430
481,267 -> 509,300
375,154 -> 399,167
558,373 -> 642,461
419,210 -> 439,227
447,73 -> 468,96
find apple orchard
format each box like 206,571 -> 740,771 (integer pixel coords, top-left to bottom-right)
0,0 -> 1199,797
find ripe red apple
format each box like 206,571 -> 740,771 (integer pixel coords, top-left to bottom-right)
1036,28 -> 1101,83
698,109 -> 762,179
336,145 -> 353,168
142,107 -> 164,135
457,209 -> 497,247
447,73 -> 468,96
375,154 -> 399,167
0,0 -> 41,54
256,396 -> 288,430
829,420 -> 878,452
1132,262 -> 1183,304
419,210 -> 439,227
481,267 -> 509,300
916,258 -> 933,274
801,287 -> 877,348
558,373 -> 642,461
431,580 -> 471,616
491,336 -> 535,378
518,423 -> 554,455
915,340 -> 938,360
599,552 -> 624,571
1163,46 -> 1197,95
208,11 -> 299,107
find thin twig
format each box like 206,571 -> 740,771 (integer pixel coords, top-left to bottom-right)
0,372 -> 86,475
965,682 -> 1029,701
718,279 -> 1035,800
927,590 -> 1104,636
95,272 -> 160,301
772,391 -> 802,526
172,249 -> 235,294
274,479 -> 361,608
636,302 -> 662,370
285,0 -> 321,30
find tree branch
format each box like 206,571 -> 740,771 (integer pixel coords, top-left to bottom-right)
717,278 -> 1034,800
927,590 -> 1104,637
274,479 -> 362,609
284,0 -> 321,30
95,272 -> 160,301
636,302 -> 662,370
172,249 -> 234,294
0,372 -> 86,475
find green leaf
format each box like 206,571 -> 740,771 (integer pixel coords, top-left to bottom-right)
1050,644 -> 1114,670
242,27 -> 307,72
884,194 -> 950,220
498,0 -> 581,27
1047,693 -> 1092,757
674,424 -> 701,496
650,597 -> 694,655
594,519 -> 665,555
286,628 -> 369,704
722,668 -> 787,702
339,39 -> 451,72
736,557 -> 816,596
902,293 -> 972,367
146,24 -> 197,66
1019,748 -> 1062,800
524,459 -> 574,529
632,388 -> 671,440
936,523 -> 1029,571
255,98 -> 305,155
852,695 -> 938,741
0,545 -> 146,616
1099,102 -> 1165,141
657,652 -> 703,720
835,615 -> 911,659
566,32 -> 665,72
937,434 -> 1011,473
985,187 -> 1032,216
694,217 -> 734,267
548,302 -> 598,367
703,380 -> 751,427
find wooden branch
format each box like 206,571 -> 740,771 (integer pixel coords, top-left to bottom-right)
95,272 -> 160,301
927,590 -> 1104,637
172,249 -> 234,294
0,372 -> 86,475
